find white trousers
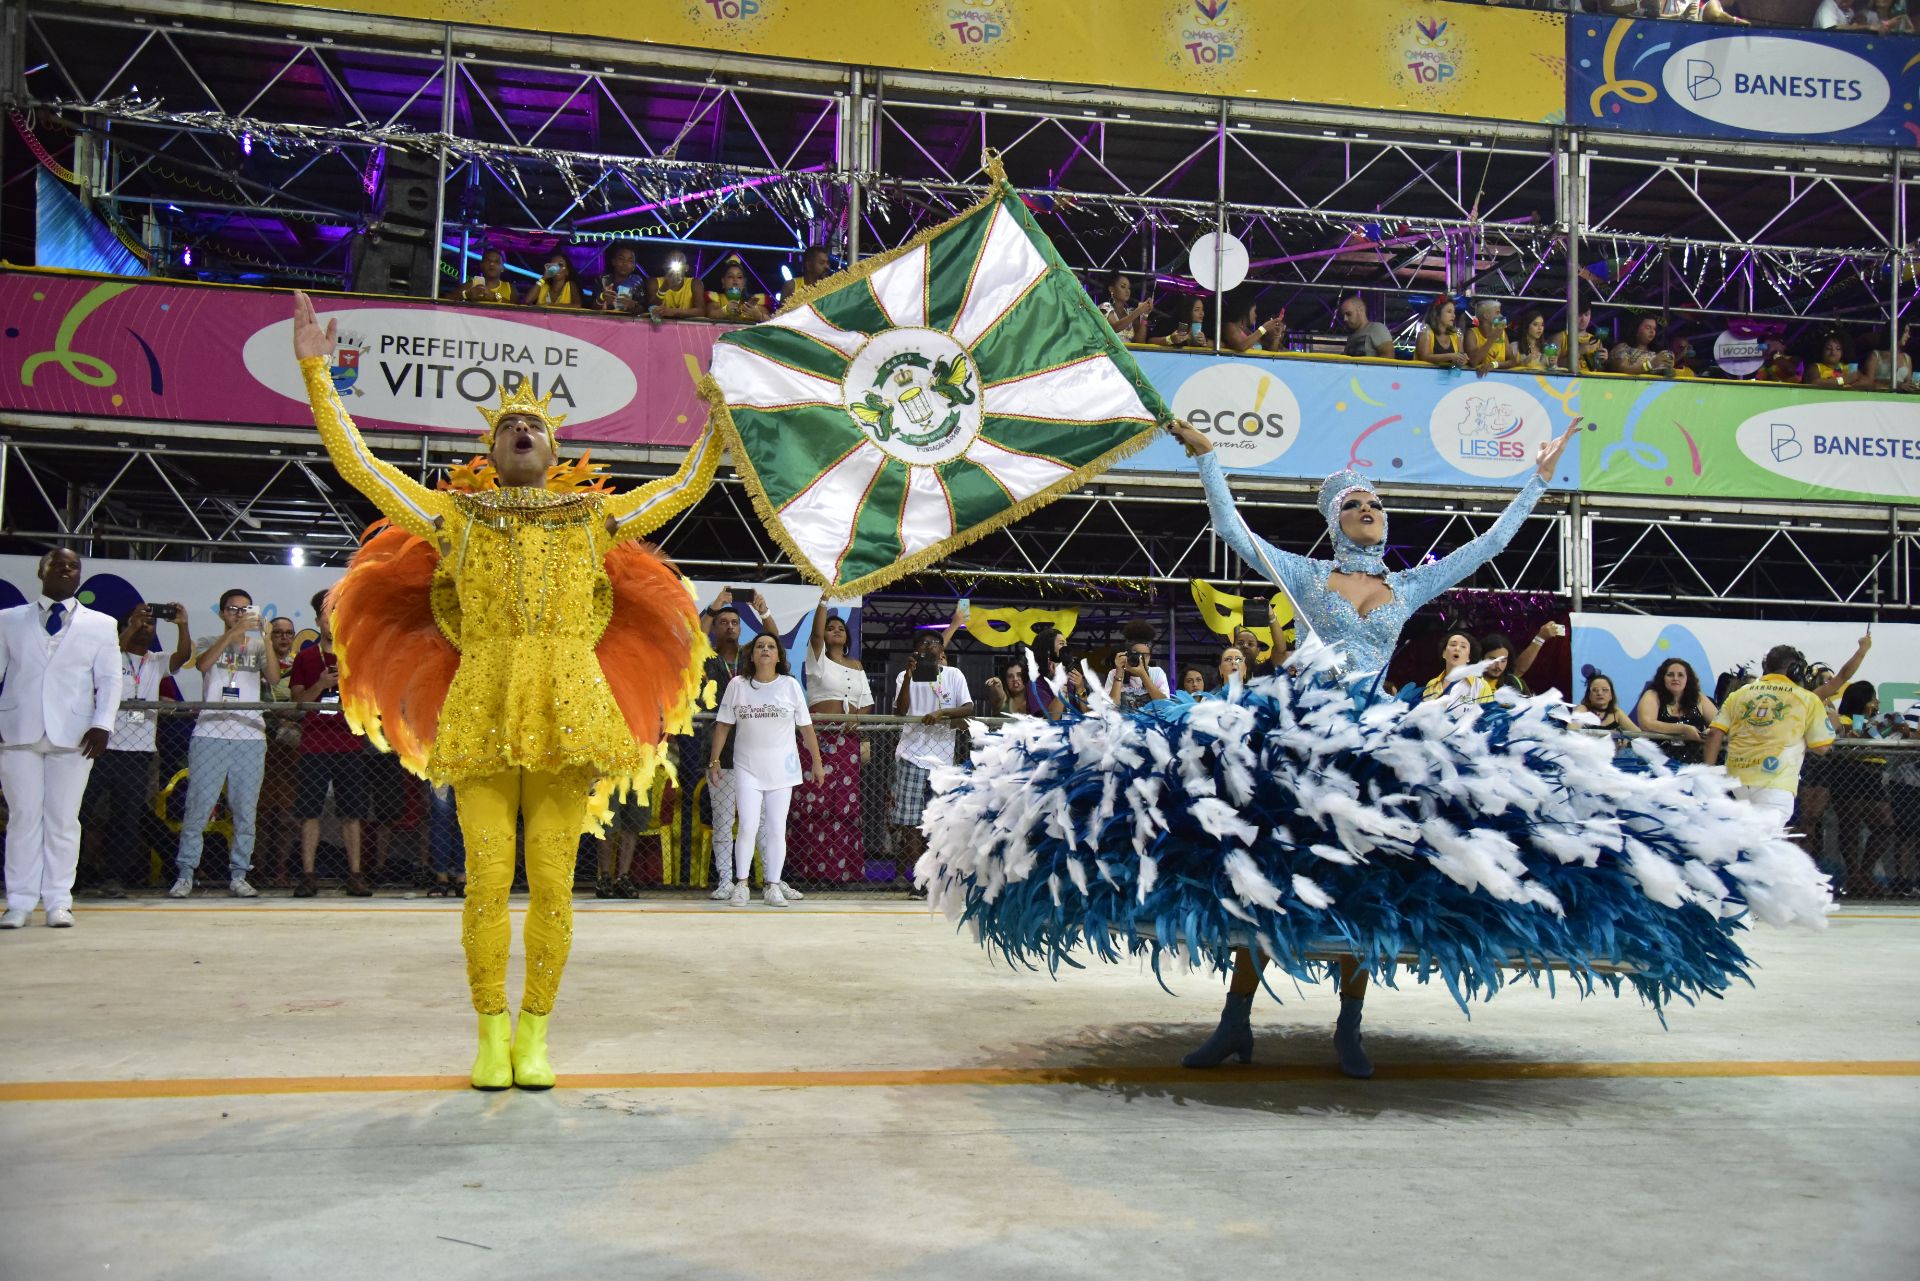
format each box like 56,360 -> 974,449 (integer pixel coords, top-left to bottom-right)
733,776 -> 794,884
0,738 -> 96,913
1733,785 -> 1795,817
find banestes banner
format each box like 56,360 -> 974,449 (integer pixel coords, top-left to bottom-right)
1569,15 -> 1920,148
0,269 -> 718,446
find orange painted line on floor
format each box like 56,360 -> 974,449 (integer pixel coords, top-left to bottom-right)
3,1059 -> 1917,1102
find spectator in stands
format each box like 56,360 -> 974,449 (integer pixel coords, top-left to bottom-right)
791,601 -> 871,886
1465,299 -> 1509,372
1222,297 -> 1286,353
521,250 -> 581,308
1417,629 -> 1496,705
1703,646 -> 1834,822
797,245 -> 833,290
1107,621 -> 1170,710
1159,295 -> 1211,348
1099,272 -> 1154,342
891,632 -> 972,887
460,248 -> 515,305
1667,332 -> 1700,378
1505,310 -> 1550,370
984,657 -> 1032,716
646,253 -> 703,321
1864,324 -> 1915,389
255,614 -> 301,887
1178,663 -> 1211,696
170,588 -> 281,898
1803,333 -> 1862,388
1231,624 -> 1270,677
594,243 -> 648,315
1415,298 -> 1471,368
1340,295 -> 1395,359
1660,0 -> 1749,22
1829,680 -> 1902,893
1481,623 -> 1563,697
1556,305 -> 1605,373
79,601 -> 192,896
1577,673 -> 1637,734
1754,339 -> 1802,383
1609,315 -> 1674,375
707,257 -> 771,323
711,632 -> 823,908
288,590 -> 371,898
1216,645 -> 1248,688
1634,657 -> 1717,764
1027,622 -> 1073,719
1878,0 -> 1915,32
1813,0 -> 1881,28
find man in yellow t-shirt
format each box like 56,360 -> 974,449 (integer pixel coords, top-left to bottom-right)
1704,644 -> 1835,817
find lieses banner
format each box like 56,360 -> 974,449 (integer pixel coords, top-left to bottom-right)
259,0 -> 1564,124
1116,352 -> 1918,505
0,271 -> 719,446
1569,16 -> 1920,148
1571,611 -> 1919,715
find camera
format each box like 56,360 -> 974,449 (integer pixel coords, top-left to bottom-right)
912,656 -> 939,683
1126,651 -> 1144,668
148,603 -> 180,621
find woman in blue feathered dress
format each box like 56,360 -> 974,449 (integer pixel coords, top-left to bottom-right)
915,421 -> 1831,1078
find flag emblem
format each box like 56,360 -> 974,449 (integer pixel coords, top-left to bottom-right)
701,155 -> 1171,595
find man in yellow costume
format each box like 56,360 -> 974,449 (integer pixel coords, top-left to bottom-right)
290,292 -> 718,1090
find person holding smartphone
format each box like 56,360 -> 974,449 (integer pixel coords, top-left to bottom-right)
289,590 -> 372,898
170,587 -> 281,898
1099,271 -> 1153,343
520,250 -> 580,308
460,248 -> 515,305
890,632 -> 972,884
1105,621 -> 1169,711
647,254 -> 703,322
593,242 -> 648,315
1159,296 -> 1211,348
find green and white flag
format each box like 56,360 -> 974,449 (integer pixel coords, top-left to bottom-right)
701,159 -> 1171,595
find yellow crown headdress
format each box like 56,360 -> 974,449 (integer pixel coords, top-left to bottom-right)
476,380 -> 567,448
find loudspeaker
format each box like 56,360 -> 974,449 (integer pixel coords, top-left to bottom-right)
349,228 -> 435,297
376,152 -> 438,233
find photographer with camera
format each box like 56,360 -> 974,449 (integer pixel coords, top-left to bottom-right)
1105,621 -> 1169,711
169,587 -> 281,898
890,632 -> 972,885
78,599 -> 191,897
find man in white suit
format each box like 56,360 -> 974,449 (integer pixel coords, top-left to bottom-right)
0,549 -> 121,927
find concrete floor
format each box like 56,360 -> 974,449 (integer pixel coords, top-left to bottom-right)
1,898 -> 1915,1281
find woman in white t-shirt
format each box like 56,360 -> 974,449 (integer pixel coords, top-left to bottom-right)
791,604 -> 873,885
710,633 -> 824,907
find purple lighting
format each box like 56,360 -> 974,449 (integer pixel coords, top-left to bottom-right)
241,133 -> 253,156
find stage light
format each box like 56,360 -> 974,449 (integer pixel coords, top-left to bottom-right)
181,246 -> 192,266
779,264 -> 793,281
290,546 -> 306,567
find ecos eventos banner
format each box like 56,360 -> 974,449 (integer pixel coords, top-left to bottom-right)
1569,16 -> 1920,148
0,270 -> 721,446
1118,351 -> 1917,506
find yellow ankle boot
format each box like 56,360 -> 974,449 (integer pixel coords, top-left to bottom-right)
471,1012 -> 512,1090
511,1011 -> 555,1089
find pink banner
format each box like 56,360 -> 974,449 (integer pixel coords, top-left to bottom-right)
0,269 -> 726,447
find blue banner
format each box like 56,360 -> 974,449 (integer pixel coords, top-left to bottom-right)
1568,16 -> 1920,148
1118,351 -> 1585,491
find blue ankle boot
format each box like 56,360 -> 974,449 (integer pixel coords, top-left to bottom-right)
1334,996 -> 1373,1079
1183,992 -> 1255,1068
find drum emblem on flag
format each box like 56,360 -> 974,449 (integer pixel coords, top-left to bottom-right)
844,328 -> 981,466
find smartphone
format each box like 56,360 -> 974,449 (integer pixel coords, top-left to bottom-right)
912,657 -> 939,683
731,587 -> 757,607
148,603 -> 180,621
1244,596 -> 1271,629
957,596 -> 971,615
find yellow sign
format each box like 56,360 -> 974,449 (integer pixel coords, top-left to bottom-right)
964,606 -> 1079,648
259,0 -> 1565,125
1189,578 -> 1294,658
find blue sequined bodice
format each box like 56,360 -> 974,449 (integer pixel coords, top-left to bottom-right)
1197,453 -> 1548,678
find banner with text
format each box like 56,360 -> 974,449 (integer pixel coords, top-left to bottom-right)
1571,611 -> 1919,715
1116,352 -> 1917,505
0,271 -> 719,447
1569,16 -> 1920,148
260,0 -> 1564,124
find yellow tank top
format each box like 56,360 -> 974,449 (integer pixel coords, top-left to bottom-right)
654,276 -> 696,309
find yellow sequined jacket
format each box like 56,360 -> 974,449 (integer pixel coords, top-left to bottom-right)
299,355 -> 719,788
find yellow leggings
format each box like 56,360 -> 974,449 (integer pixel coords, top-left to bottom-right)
455,768 -> 588,1016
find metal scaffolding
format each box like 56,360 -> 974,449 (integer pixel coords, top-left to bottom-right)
3,0 -> 1914,618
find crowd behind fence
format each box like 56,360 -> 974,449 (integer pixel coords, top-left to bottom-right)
23,702 -> 1920,902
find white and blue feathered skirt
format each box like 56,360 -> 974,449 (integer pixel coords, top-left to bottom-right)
915,646 -> 1832,1014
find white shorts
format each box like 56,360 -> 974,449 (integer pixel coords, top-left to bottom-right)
1732,785 -> 1795,816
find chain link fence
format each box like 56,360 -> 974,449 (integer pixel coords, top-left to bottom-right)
23,703 -> 1920,900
